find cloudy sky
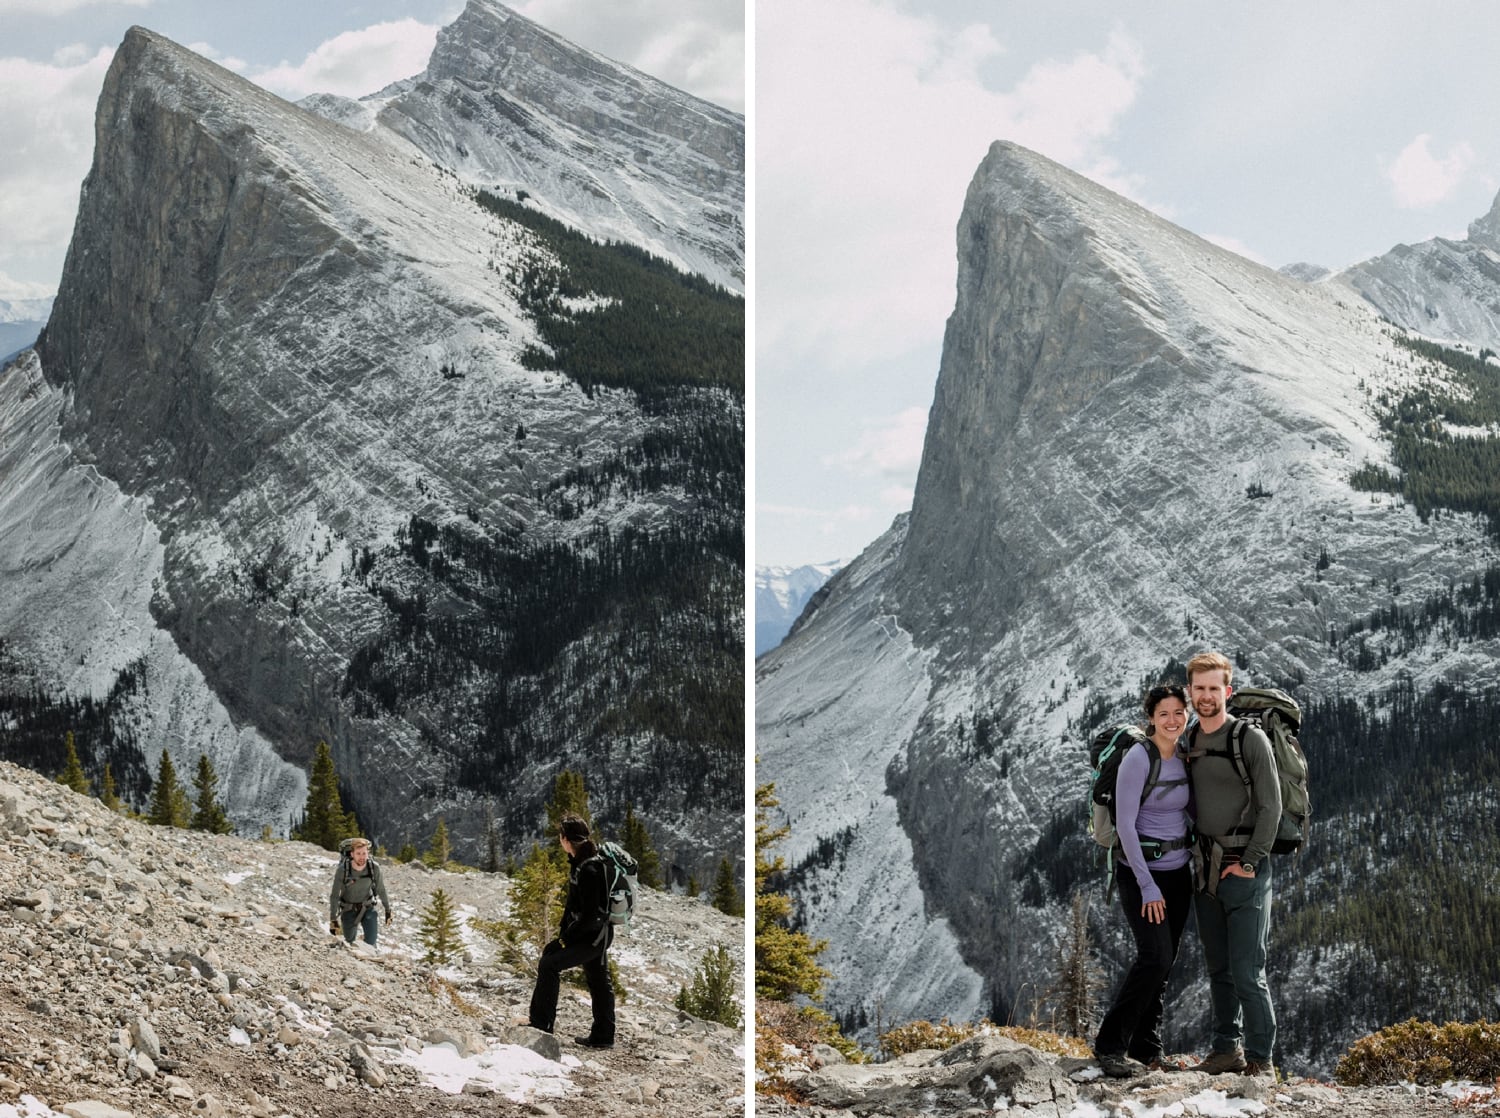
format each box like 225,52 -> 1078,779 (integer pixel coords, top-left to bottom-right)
0,0 -> 744,299
755,0 -> 1500,568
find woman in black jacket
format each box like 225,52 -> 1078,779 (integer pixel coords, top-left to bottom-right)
526,814 -> 615,1048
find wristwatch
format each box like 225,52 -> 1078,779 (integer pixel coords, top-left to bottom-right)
1241,861 -> 1257,875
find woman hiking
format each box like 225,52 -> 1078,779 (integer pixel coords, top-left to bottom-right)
1093,682 -> 1195,1077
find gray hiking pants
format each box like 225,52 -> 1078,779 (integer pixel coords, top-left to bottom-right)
1194,859 -> 1275,1064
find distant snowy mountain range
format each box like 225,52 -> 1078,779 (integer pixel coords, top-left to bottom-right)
755,560 -> 847,655
0,298 -> 52,362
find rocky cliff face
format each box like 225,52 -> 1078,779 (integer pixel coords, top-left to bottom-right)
4,9 -> 742,885
366,0 -> 743,292
758,141 -> 1500,1072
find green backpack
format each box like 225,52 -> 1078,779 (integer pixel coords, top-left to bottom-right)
1192,687 -> 1310,854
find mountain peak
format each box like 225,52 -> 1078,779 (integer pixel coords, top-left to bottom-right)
1468,186 -> 1500,251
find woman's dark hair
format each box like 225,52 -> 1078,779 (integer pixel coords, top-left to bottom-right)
1143,682 -> 1188,717
559,814 -> 591,843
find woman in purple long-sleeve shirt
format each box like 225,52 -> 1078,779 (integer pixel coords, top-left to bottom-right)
1093,683 -> 1195,1078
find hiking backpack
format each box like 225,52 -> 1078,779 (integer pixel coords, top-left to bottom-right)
595,841 -> 640,929
1190,686 -> 1310,855
1088,724 -> 1157,849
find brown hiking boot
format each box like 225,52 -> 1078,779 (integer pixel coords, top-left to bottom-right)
1094,1052 -> 1147,1078
1197,1049 -> 1247,1074
1243,1060 -> 1275,1079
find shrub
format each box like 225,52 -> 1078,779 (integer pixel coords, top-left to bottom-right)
1336,1018 -> 1500,1086
881,1018 -> 980,1058
675,944 -> 740,1027
755,1002 -> 862,1099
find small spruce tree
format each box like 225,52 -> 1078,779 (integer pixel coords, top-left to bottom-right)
686,874 -> 700,897
620,803 -> 662,888
418,888 -> 463,966
755,781 -> 828,1000
56,732 -> 91,796
190,754 -> 234,834
711,856 -> 744,916
397,841 -> 418,864
675,944 -> 741,1027
99,763 -> 124,813
510,841 -> 568,959
424,817 -> 452,868
148,750 -> 191,828
1052,889 -> 1102,1039
294,741 -> 359,850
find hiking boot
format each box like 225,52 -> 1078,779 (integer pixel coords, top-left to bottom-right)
1147,1056 -> 1192,1072
1197,1049 -> 1247,1074
1095,1052 -> 1146,1078
574,1035 -> 614,1049
1243,1060 -> 1275,1079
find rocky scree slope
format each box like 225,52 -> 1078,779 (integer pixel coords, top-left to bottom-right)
5,18 -> 741,883
756,1032 -> 1483,1118
0,761 -> 744,1118
312,0 -> 743,292
757,140 -> 1500,1073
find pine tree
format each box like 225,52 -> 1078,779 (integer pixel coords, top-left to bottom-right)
190,754 -> 233,834
675,944 -> 741,1027
99,764 -> 124,813
418,888 -> 463,966
294,741 -> 358,850
509,841 -> 569,960
56,732 -> 90,796
545,769 -> 591,834
396,841 -> 418,864
754,781 -> 828,1000
620,803 -> 662,888
711,857 -> 743,916
1053,890 -> 1103,1038
686,874 -> 700,898
147,750 -> 191,828
424,817 -> 452,868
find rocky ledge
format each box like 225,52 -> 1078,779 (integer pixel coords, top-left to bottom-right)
758,1033 -> 1488,1117
0,761 -> 744,1118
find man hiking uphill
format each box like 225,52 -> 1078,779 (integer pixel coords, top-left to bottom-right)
329,837 -> 392,947
526,814 -> 616,1049
1186,651 -> 1280,1078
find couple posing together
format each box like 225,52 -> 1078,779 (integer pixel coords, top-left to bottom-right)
1094,651 -> 1281,1080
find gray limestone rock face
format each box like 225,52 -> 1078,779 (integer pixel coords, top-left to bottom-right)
18,10 -> 742,881
372,0 -> 743,290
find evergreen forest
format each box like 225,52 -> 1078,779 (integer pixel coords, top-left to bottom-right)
475,189 -> 743,400
1352,333 -> 1500,533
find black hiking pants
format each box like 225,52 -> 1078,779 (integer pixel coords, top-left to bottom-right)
528,936 -> 615,1043
1094,863 -> 1193,1063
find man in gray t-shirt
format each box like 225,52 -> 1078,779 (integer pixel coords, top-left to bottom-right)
1186,652 -> 1281,1078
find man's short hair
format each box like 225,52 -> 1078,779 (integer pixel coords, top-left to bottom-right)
1186,651 -> 1233,686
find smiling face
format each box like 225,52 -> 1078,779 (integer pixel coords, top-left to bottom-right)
350,843 -> 370,869
1189,669 -> 1232,728
1150,695 -> 1188,741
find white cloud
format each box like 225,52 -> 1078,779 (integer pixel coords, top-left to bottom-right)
757,0 -> 1144,375
510,0 -> 744,111
0,45 -> 114,291
824,407 -> 929,477
0,269 -> 56,301
1385,133 -> 1476,209
248,19 -> 438,100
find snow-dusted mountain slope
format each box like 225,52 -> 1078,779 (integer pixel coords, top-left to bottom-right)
3,13 -> 741,886
754,559 -> 847,656
315,0 -> 744,294
758,140 -> 1500,1072
1336,190 -> 1500,353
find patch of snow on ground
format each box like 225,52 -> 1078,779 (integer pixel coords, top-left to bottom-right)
222,870 -> 253,885
390,1040 -> 576,1100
